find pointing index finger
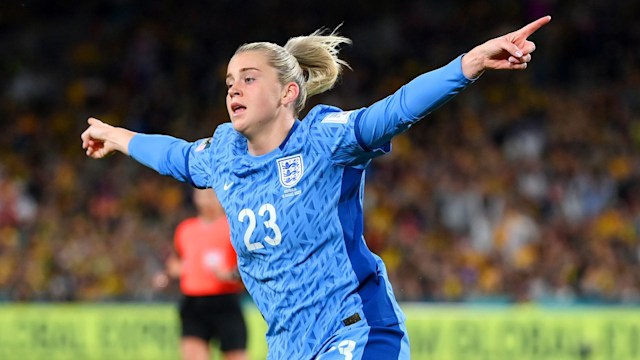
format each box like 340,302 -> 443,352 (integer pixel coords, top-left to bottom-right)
517,15 -> 552,39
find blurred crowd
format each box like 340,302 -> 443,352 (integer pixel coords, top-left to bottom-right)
1,0 -> 639,304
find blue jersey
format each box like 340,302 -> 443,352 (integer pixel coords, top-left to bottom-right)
129,56 -> 472,359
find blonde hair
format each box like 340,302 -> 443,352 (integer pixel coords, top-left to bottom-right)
234,27 -> 351,116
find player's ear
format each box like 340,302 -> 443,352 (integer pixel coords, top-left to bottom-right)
281,82 -> 299,106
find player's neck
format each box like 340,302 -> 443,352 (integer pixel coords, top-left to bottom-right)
246,114 -> 295,156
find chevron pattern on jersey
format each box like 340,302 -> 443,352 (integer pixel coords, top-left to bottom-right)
200,105 -> 403,359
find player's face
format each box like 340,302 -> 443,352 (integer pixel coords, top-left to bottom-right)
225,50 -> 286,138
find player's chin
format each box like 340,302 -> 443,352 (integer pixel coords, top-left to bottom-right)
230,117 -> 248,133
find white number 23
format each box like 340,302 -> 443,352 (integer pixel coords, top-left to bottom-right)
238,203 -> 282,251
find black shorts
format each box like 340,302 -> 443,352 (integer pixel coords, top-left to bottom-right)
179,293 -> 247,352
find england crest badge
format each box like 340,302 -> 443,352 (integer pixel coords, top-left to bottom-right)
276,154 -> 304,188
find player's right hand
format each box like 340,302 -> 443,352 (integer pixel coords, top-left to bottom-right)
81,117 -> 134,158
81,118 -> 113,158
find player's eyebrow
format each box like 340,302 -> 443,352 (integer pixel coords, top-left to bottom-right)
226,67 -> 261,80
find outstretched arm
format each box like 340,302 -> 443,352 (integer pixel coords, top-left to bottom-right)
356,16 -> 552,150
81,117 -> 214,187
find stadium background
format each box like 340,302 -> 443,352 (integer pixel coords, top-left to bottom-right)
0,0 -> 639,359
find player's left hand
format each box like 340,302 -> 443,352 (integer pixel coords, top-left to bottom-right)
462,15 -> 551,79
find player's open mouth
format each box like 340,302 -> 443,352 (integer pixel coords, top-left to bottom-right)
230,103 -> 246,115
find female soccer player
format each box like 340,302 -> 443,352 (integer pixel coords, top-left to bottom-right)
81,16 -> 551,360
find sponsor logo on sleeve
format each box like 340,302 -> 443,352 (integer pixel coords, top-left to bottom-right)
321,111 -> 353,124
195,138 -> 212,152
